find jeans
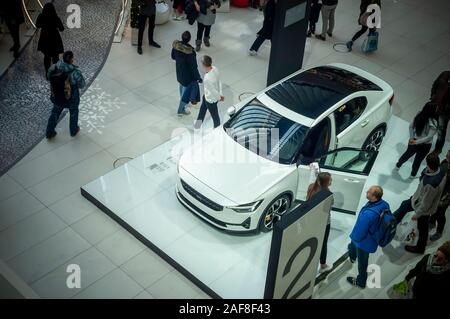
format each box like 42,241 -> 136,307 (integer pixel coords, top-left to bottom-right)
46,102 -> 79,136
434,114 -> 450,154
197,22 -> 211,41
429,205 -> 447,234
250,35 -> 267,52
351,26 -> 376,42
194,96 -> 220,129
44,54 -> 59,78
178,82 -> 200,114
178,85 -> 188,114
348,241 -> 369,287
396,143 -> 432,176
320,223 -> 331,265
138,14 -> 156,48
308,20 -> 316,33
394,198 -> 429,251
321,5 -> 337,36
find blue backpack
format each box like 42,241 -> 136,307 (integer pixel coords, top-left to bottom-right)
371,208 -> 397,247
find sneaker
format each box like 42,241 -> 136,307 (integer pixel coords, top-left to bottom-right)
316,34 -> 326,41
430,232 -> 442,241
248,50 -> 257,56
46,131 -> 57,139
409,174 -> 418,180
346,41 -> 353,52
319,264 -> 332,274
178,108 -> 191,117
204,37 -> 210,47
346,276 -> 365,288
195,40 -> 201,52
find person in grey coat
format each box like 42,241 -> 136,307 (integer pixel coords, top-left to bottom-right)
393,153 -> 447,254
194,0 -> 220,51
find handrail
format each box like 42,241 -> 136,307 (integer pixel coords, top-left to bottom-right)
115,0 -> 128,35
36,0 -> 43,9
22,0 -> 36,28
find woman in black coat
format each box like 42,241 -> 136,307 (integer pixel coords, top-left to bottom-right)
249,0 -> 277,56
36,3 -> 64,77
0,0 -> 25,58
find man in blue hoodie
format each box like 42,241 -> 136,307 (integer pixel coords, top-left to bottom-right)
46,51 -> 85,139
347,185 -> 390,288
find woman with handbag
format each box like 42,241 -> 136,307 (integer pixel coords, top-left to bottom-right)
346,0 -> 380,52
194,0 -> 220,51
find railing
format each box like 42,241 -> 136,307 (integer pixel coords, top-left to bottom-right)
115,0 -> 129,35
22,0 -> 43,29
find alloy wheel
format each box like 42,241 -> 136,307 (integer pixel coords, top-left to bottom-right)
263,196 -> 289,230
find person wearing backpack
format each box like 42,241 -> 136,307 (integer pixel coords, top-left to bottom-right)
346,0 -> 380,52
347,185 -> 390,288
393,153 -> 447,254
46,51 -> 86,139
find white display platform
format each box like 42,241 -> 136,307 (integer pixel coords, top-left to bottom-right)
81,115 -> 426,298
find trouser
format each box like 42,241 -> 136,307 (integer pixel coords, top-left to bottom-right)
46,103 -> 79,136
5,20 -> 20,51
351,25 -> 376,42
44,54 -> 59,78
348,241 -> 369,287
429,205 -> 447,234
308,20 -> 316,33
321,5 -> 337,36
196,22 -> 211,41
394,198 -> 429,251
250,35 -> 267,52
138,14 -> 156,48
434,114 -> 450,154
320,223 -> 331,265
397,143 -> 432,177
194,96 -> 220,129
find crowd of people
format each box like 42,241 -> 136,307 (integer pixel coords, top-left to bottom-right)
1,0 -> 449,299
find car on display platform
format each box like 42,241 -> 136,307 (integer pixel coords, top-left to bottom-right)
176,63 -> 394,233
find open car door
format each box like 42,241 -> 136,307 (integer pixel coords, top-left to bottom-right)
317,147 -> 378,214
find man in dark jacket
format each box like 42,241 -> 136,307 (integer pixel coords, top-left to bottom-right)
393,153 -> 447,254
431,71 -> 450,155
346,0 -> 380,52
172,31 -> 202,116
137,0 -> 161,55
249,0 -> 277,56
404,241 -> 450,299
347,185 -> 390,288
429,150 -> 450,241
0,0 -> 25,58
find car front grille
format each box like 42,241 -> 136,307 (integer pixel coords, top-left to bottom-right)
181,179 -> 223,211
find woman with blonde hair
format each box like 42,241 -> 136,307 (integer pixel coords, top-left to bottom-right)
307,172 -> 334,273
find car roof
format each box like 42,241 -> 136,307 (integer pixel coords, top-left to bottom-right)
264,65 -> 382,120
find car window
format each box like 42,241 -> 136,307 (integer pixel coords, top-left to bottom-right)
224,98 -> 309,165
297,117 -> 331,165
334,96 -> 368,135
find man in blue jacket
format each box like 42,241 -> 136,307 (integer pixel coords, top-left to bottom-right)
347,185 -> 390,288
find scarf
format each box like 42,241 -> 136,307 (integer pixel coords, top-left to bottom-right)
426,255 -> 450,275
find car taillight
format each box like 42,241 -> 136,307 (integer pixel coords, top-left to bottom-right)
389,94 -> 395,106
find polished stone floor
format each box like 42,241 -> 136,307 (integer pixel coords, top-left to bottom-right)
0,0 -> 450,299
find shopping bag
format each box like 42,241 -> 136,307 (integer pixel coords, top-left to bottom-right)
362,32 -> 379,53
387,280 -> 413,299
396,219 -> 418,246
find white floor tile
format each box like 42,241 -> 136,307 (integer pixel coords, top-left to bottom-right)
146,271 -> 203,299
133,290 -> 155,299
73,268 -> 142,299
7,227 -> 90,284
0,209 -> 66,261
71,210 -> 121,245
0,174 -> 23,202
96,229 -> 146,266
49,191 -> 97,225
0,191 -> 45,231
30,247 -> 116,299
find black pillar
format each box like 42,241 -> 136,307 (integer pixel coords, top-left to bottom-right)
267,0 -> 311,86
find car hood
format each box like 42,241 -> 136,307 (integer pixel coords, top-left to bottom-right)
179,128 -> 295,204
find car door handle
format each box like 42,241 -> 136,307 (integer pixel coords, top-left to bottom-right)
344,178 -> 360,183
361,119 -> 370,127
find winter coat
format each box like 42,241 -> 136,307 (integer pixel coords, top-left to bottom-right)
48,60 -> 86,107
138,0 -> 156,16
409,117 -> 437,145
36,14 -> 64,56
431,71 -> 450,115
405,254 -> 450,299
171,40 -> 202,87
350,199 -> 390,253
259,0 -> 277,40
197,0 -> 218,26
0,0 -> 25,25
412,168 -> 447,217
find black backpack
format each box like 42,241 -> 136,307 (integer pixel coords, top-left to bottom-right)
49,67 -> 72,105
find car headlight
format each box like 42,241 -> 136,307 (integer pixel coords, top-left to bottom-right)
228,200 -> 263,213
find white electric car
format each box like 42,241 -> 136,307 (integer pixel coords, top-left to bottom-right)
176,64 -> 394,233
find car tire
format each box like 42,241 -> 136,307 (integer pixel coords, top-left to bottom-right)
258,194 -> 291,233
363,126 -> 386,152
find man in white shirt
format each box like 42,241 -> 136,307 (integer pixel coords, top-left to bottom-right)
194,55 -> 224,129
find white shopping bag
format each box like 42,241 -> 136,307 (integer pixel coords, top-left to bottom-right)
397,219 -> 418,246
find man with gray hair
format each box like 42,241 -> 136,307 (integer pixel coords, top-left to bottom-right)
347,185 -> 390,288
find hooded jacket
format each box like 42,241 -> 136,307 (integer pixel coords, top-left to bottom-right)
48,60 -> 86,106
412,168 -> 447,217
171,40 -> 202,87
350,199 -> 390,253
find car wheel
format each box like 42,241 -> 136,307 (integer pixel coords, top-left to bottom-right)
258,194 -> 291,233
363,126 -> 386,152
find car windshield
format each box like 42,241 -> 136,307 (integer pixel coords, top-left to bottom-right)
223,98 -> 309,164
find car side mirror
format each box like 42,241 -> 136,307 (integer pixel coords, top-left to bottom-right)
227,106 -> 236,117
